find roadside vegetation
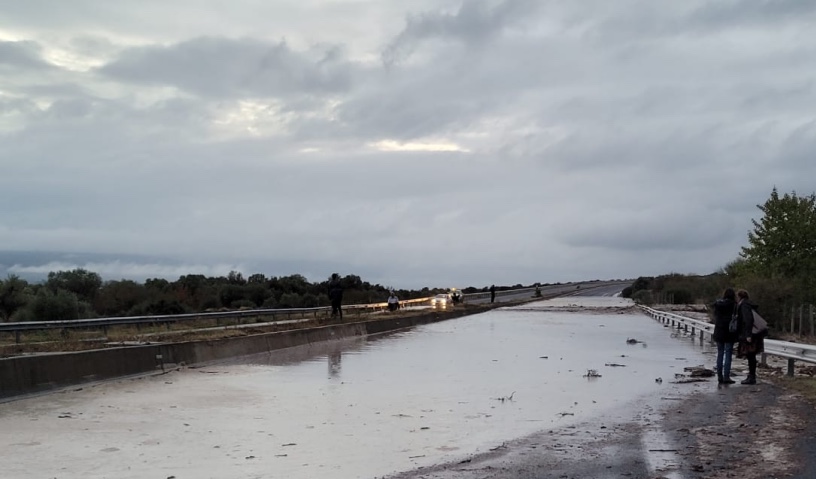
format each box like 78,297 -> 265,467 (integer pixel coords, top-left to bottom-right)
0,268 -> 556,324
622,188 -> 816,340
0,270 -> 456,323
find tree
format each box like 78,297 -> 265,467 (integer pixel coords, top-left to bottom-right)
177,274 -> 206,296
24,289 -> 80,322
145,278 -> 170,291
226,270 -> 246,285
219,284 -> 247,308
0,275 -> 31,321
46,269 -> 103,302
94,280 -> 149,316
741,188 -> 816,281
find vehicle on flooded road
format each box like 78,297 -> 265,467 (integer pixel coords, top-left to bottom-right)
431,293 -> 453,309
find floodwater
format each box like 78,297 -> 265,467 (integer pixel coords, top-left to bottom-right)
0,298 -> 712,479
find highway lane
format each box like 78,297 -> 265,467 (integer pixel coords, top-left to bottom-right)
567,282 -> 627,297
0,296 -> 711,479
465,281 -> 629,305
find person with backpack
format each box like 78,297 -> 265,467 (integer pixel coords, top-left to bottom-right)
711,288 -> 738,384
735,289 -> 766,385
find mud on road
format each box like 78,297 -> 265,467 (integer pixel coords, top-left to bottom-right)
389,380 -> 816,479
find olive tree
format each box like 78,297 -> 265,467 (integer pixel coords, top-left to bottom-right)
740,188 -> 816,289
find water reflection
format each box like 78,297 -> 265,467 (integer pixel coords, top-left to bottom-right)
328,350 -> 342,378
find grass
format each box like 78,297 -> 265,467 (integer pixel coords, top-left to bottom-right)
776,376 -> 816,404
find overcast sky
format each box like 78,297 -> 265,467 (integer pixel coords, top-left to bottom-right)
1,0 -> 815,288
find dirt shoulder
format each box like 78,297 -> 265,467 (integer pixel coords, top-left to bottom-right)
388,378 -> 816,479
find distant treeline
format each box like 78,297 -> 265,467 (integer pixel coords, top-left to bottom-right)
623,188 -> 816,336
0,270 -> 541,322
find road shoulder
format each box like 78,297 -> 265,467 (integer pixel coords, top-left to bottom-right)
388,380 -> 816,479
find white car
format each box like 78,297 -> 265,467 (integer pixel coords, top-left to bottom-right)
431,293 -> 453,309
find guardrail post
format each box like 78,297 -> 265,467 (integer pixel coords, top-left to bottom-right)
15,330 -> 21,344
760,353 -> 767,366
787,358 -> 795,377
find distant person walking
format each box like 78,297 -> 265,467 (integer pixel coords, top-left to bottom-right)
735,289 -> 764,385
328,273 -> 344,320
489,285 -> 496,304
387,291 -> 400,312
711,288 -> 738,384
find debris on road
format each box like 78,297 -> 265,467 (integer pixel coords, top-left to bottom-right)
493,391 -> 516,402
684,366 -> 715,378
673,378 -> 709,384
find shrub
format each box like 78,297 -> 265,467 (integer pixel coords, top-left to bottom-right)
277,293 -> 302,308
667,289 -> 693,304
632,290 -> 654,305
230,299 -> 257,309
25,289 -> 80,322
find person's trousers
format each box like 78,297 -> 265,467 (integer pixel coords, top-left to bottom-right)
716,341 -> 734,378
747,353 -> 757,377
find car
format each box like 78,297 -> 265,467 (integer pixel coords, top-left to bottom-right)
431,293 -> 453,309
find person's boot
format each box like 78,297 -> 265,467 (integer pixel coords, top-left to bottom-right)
723,375 -> 736,384
741,375 -> 756,385
717,373 -> 724,384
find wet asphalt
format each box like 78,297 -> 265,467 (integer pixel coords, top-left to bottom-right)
3,293 -> 812,479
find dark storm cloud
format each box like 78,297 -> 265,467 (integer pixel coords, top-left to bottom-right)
382,0 -> 541,66
688,0 -> 816,29
3,0 -> 816,286
99,37 -> 358,98
0,40 -> 51,70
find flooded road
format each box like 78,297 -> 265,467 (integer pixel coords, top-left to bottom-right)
0,298 -> 713,479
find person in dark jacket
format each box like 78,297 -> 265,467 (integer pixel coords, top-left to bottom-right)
328,273 -> 344,320
711,288 -> 738,384
735,289 -> 764,385
489,285 -> 496,303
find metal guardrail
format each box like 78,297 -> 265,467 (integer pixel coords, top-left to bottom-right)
0,297 -> 433,343
640,306 -> 816,376
0,282 -> 625,346
0,285 -> 549,343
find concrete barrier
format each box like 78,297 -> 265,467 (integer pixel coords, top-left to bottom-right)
0,309 -> 477,400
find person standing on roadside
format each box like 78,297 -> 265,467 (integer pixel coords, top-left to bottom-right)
711,288 -> 738,384
736,289 -> 763,385
489,285 -> 496,303
387,291 -> 400,312
328,273 -> 344,320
